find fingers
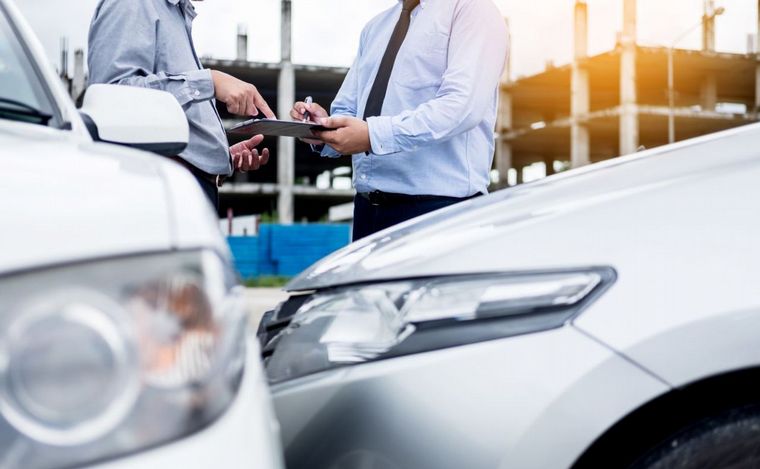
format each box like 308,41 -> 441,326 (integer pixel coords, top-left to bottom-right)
231,152 -> 242,170
319,116 -> 349,129
290,102 -> 306,120
236,149 -> 253,172
255,94 -> 276,119
311,102 -> 328,118
243,134 -> 265,150
244,97 -> 259,118
253,150 -> 262,170
291,102 -> 329,122
233,147 -> 269,172
313,130 -> 339,146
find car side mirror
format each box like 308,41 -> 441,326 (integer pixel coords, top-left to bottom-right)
79,84 -> 189,156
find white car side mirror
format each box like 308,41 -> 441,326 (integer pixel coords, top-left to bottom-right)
79,84 -> 189,156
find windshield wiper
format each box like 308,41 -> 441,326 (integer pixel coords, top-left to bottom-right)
0,97 -> 52,126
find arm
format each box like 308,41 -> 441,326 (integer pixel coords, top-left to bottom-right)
88,0 -> 213,108
366,0 -> 509,155
88,0 -> 274,117
291,25 -> 368,158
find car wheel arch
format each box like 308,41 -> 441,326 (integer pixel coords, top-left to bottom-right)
572,366 -> 760,469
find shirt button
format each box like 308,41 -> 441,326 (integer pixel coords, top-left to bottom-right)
193,90 -> 201,97
361,174 -> 367,180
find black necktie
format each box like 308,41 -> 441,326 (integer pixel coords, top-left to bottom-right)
363,0 -> 420,120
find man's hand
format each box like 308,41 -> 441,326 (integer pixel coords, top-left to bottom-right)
211,70 -> 275,118
291,101 -> 329,145
312,116 -> 371,155
230,134 -> 270,172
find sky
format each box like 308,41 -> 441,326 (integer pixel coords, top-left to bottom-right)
14,0 -> 759,80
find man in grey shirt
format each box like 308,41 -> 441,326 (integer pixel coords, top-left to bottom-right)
88,0 -> 273,207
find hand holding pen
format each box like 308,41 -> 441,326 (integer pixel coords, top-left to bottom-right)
291,97 -> 328,124
290,97 -> 329,145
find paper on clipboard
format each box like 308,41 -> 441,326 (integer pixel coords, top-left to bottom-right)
226,118 -> 327,139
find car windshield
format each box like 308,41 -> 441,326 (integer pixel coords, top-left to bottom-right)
0,6 -> 58,127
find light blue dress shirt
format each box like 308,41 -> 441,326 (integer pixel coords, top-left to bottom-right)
322,0 -> 508,197
88,0 -> 232,176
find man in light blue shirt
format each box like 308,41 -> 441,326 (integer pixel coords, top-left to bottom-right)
89,0 -> 274,207
292,0 -> 508,240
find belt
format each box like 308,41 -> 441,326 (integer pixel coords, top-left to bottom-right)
168,156 -> 227,188
358,190 -> 482,206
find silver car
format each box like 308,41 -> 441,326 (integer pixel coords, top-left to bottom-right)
260,123 -> 760,469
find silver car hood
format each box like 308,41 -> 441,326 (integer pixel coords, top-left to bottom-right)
288,122 -> 760,291
0,121 -> 174,275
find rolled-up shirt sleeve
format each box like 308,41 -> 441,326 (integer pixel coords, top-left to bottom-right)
88,0 -> 214,108
366,0 -> 508,155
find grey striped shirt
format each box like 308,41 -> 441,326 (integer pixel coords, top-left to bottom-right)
88,0 -> 232,175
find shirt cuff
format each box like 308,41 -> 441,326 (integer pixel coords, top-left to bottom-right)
320,145 -> 342,158
367,116 -> 399,155
184,69 -> 215,102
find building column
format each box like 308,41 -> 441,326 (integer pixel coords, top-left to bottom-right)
237,24 -> 248,61
619,0 -> 639,156
702,0 -> 717,52
571,1 -> 590,168
72,49 -> 86,102
700,73 -> 717,112
277,0 -> 295,224
700,0 -> 719,114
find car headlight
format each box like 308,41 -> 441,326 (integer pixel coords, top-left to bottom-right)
0,250 -> 247,469
265,268 -> 615,384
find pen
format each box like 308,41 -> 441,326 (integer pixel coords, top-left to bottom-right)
303,96 -> 313,123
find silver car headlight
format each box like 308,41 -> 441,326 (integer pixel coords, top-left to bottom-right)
0,250 -> 247,469
265,268 -> 615,384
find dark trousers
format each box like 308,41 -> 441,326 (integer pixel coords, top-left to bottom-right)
352,193 -> 473,242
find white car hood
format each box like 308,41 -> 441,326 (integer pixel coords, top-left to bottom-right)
288,122 -> 760,291
0,121 -> 174,274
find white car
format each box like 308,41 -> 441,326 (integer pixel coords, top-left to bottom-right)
0,1 -> 283,468
261,121 -> 760,468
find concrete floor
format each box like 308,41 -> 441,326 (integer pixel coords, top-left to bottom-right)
245,287 -> 290,328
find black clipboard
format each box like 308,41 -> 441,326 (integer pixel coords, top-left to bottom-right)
227,118 -> 327,138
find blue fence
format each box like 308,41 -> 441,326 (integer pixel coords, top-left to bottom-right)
227,224 -> 352,278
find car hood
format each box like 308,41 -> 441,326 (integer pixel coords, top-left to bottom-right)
288,122 -> 760,291
0,121 -> 174,274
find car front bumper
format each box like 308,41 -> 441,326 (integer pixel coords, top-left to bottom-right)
270,326 -> 669,469
91,337 -> 285,469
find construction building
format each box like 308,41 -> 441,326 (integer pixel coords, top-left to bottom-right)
496,0 -> 760,185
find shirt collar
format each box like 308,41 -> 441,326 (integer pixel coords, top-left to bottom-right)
167,0 -> 197,20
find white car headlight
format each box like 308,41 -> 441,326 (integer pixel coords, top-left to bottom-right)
265,268 -> 615,384
0,250 -> 247,469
